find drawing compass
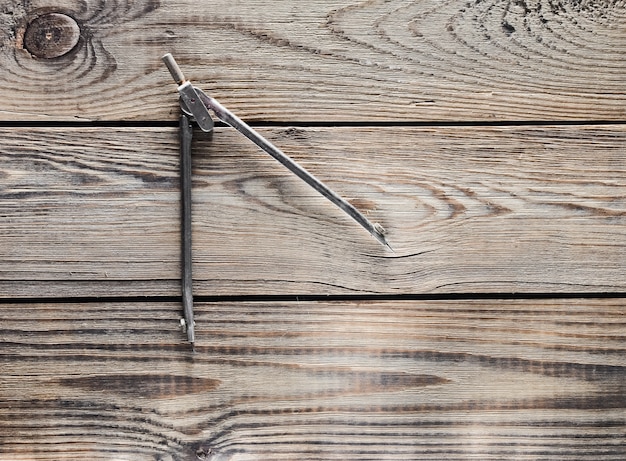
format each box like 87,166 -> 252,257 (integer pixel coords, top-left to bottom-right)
162,53 -> 391,345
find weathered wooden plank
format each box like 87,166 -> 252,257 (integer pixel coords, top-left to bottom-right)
1,125 -> 625,297
0,298 -> 624,460
0,127 -> 180,297
1,0 -> 625,122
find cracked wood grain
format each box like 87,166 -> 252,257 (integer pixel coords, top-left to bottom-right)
1,125 -> 625,297
0,0 -> 624,122
0,299 -> 624,460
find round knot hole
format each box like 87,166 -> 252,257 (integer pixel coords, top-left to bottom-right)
24,13 -> 80,59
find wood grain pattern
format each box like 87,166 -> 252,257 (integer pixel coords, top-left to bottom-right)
2,1 -> 624,459
1,125 -> 625,297
0,0 -> 625,122
1,299 -> 624,460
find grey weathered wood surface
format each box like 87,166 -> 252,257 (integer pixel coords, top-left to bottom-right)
0,0 -> 625,122
1,0 -> 625,459
1,125 -> 625,297
1,299 -> 624,460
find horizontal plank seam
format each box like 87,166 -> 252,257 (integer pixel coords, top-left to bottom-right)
1,120 -> 625,129
1,292 -> 626,305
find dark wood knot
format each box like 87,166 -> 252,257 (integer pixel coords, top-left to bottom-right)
24,13 -> 80,59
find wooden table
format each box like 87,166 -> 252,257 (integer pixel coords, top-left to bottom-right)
1,1 -> 625,459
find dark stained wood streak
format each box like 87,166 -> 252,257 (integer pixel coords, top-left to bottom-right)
58,374 -> 221,398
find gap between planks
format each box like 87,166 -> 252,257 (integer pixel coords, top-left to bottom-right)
2,292 -> 626,306
2,120 -> 626,130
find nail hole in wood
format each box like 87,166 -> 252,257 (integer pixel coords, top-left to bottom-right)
23,13 -> 80,59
